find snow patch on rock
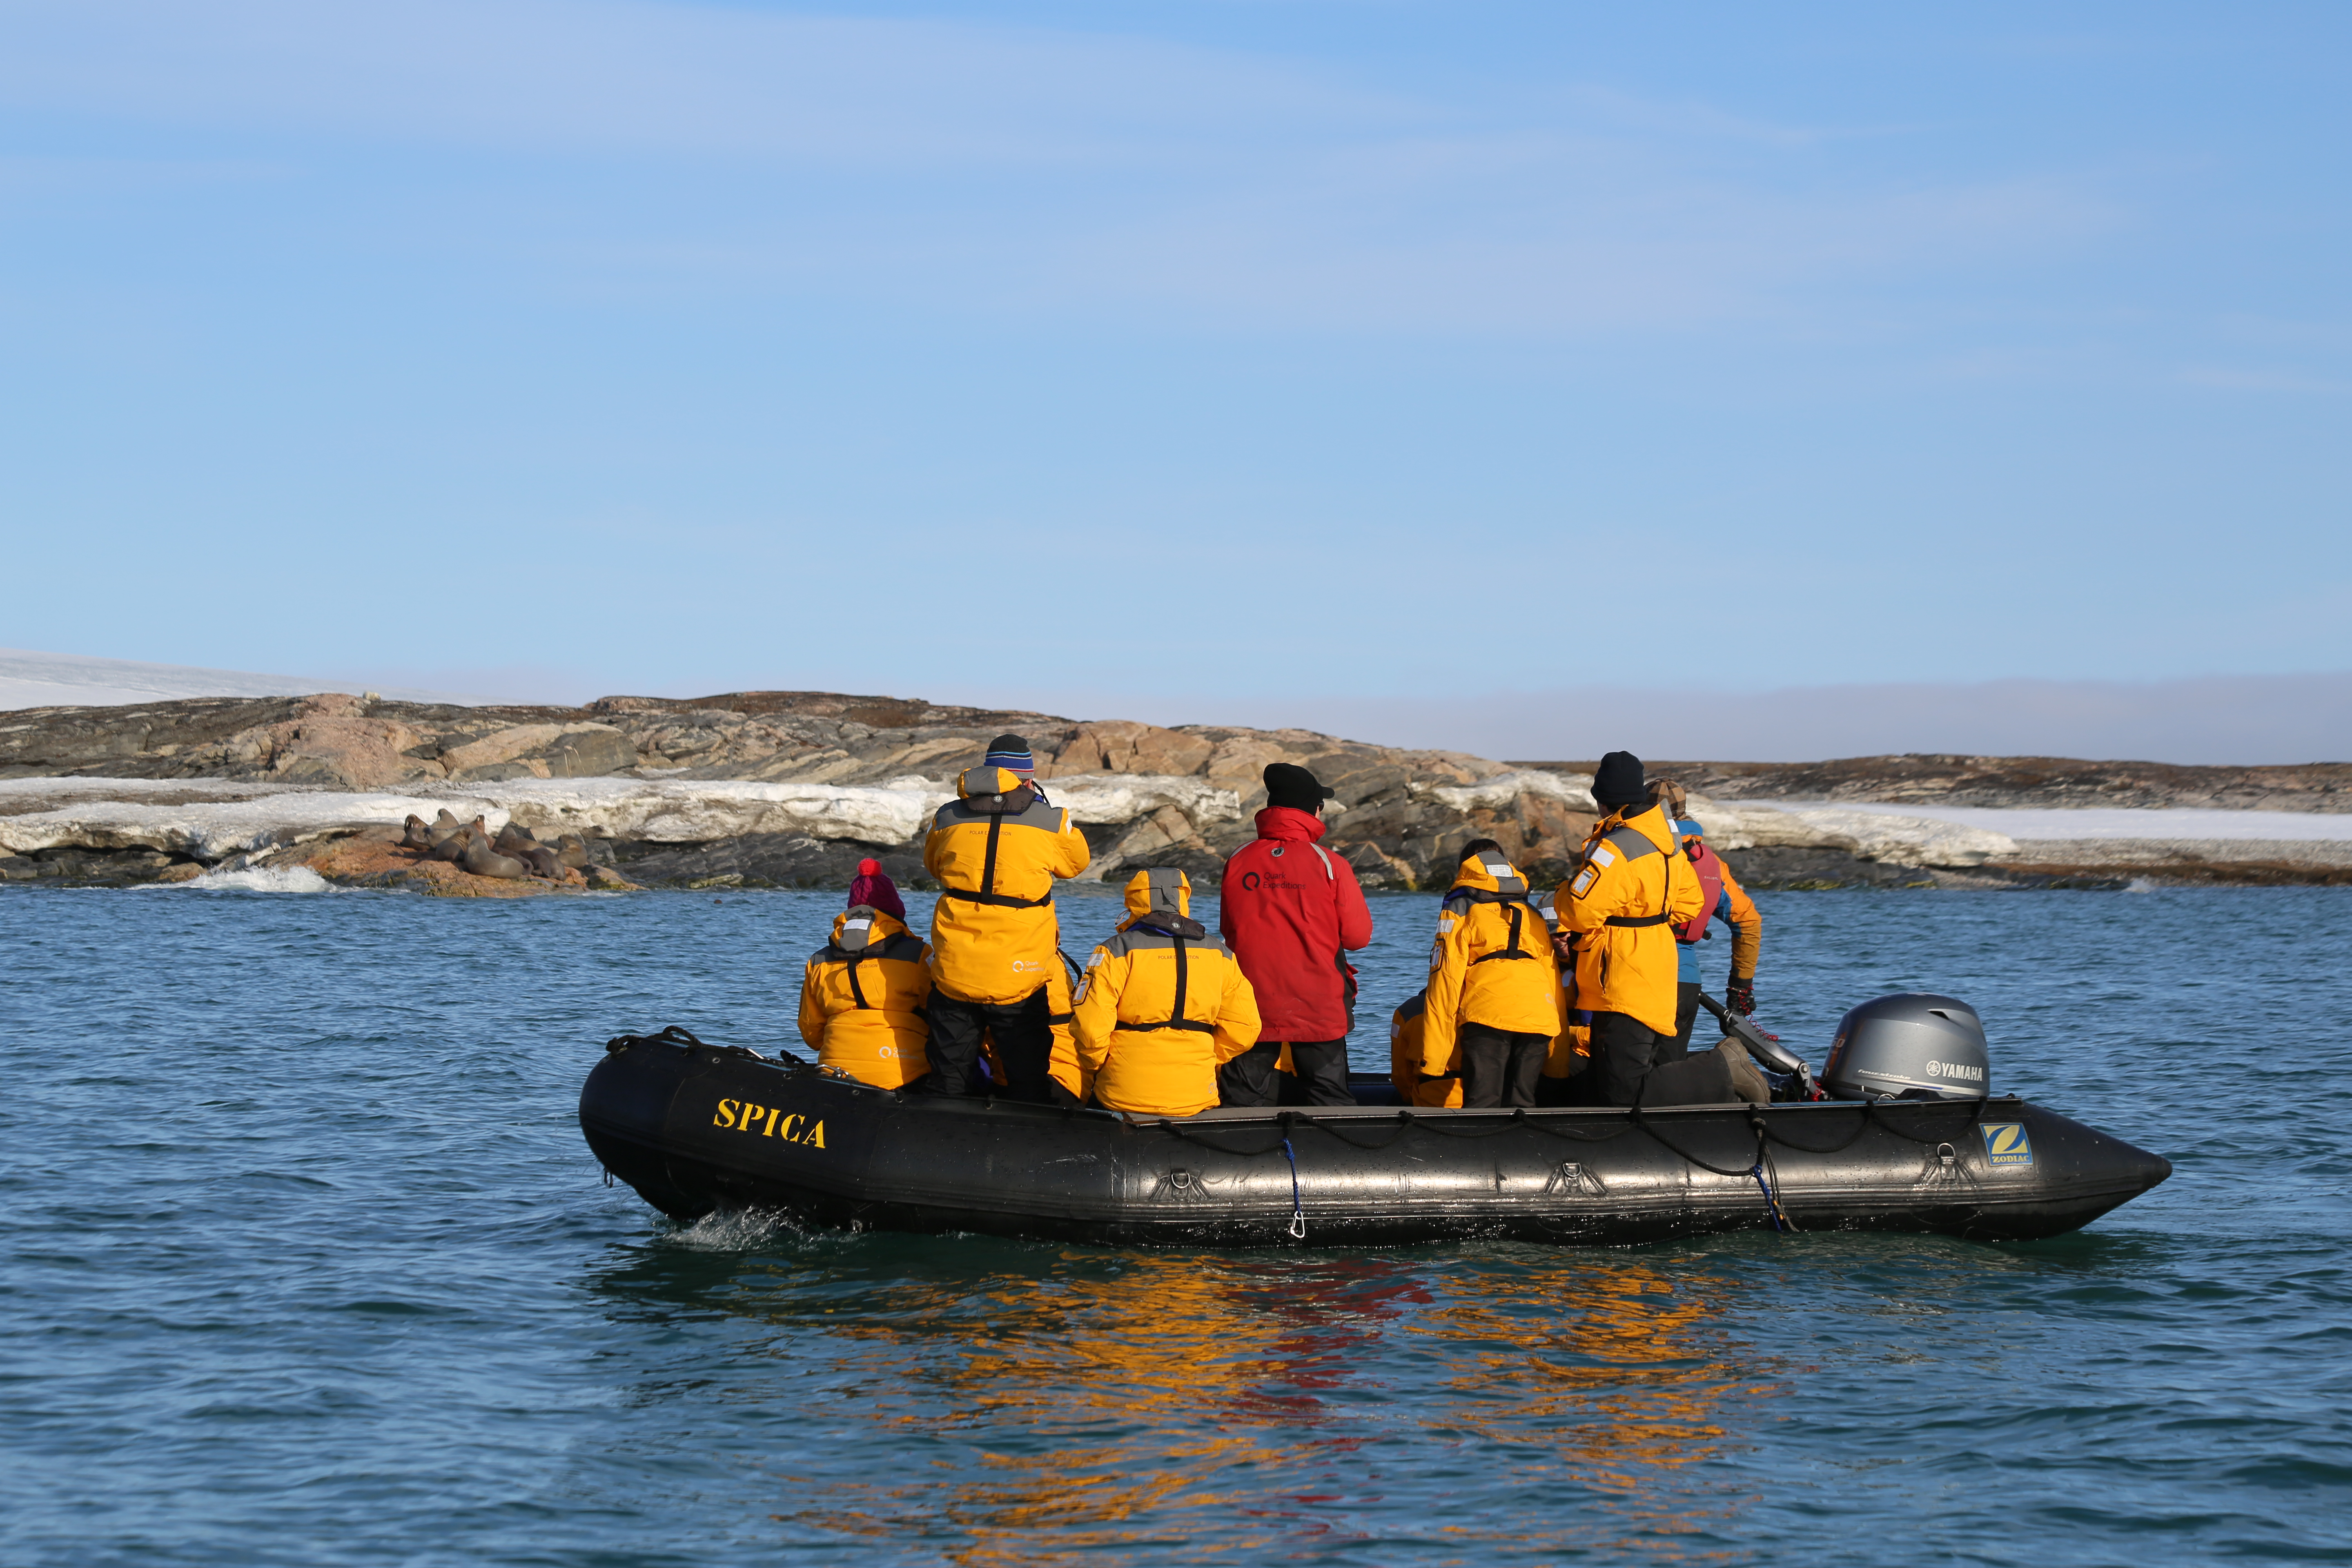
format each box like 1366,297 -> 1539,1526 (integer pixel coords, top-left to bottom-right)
0,772 -> 1243,860
1775,808 -> 2019,866
441,773 -> 1238,845
431,777 -> 934,845
0,791 -> 511,860
1418,771 -> 1595,813
1049,776 -> 1241,826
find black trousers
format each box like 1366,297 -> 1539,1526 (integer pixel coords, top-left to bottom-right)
1219,1039 -> 1354,1107
1459,1022 -> 1548,1109
922,987 -> 1063,1104
1590,1009 -> 1732,1107
1670,981 -> 1703,1055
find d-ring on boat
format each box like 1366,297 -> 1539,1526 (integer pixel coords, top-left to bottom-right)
578,992 -> 2171,1246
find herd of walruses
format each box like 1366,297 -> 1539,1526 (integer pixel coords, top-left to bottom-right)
398,809 -> 593,882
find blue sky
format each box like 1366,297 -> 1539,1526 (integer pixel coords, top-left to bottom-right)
1,2 -> 2346,753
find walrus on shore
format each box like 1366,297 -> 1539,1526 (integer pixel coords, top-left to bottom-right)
552,832 -> 590,870
461,833 -> 529,880
400,814 -> 436,851
424,830 -> 468,863
493,822 -> 538,856
430,808 -> 466,842
514,842 -> 566,878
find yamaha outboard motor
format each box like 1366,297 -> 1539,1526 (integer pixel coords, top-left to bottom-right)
1822,993 -> 1990,1100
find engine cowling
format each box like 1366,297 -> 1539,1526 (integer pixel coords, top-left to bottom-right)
1822,993 -> 1990,1100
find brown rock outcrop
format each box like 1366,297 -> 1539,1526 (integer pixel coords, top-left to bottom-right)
9,688 -> 2346,890
1515,754 -> 2352,813
0,688 -> 1544,886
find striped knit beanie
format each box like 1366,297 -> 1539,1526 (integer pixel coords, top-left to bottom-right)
982,734 -> 1035,781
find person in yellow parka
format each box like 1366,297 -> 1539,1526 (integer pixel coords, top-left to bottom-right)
1421,840 -> 1563,1108
921,735 -> 1091,1102
1390,991 -> 1461,1107
798,859 -> 932,1089
1561,752 -> 1763,1106
1532,888 -> 1592,1105
1073,868 -> 1261,1118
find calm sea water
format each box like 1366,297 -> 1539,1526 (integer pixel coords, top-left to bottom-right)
3,881 -> 2346,1566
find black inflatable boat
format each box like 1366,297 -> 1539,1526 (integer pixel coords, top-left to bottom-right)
579,1007 -> 2170,1247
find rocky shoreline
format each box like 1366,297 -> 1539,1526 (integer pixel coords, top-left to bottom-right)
1515,754 -> 2352,813
2,689 -> 2345,893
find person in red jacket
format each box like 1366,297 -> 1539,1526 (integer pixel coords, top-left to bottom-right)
1217,762 -> 1375,1106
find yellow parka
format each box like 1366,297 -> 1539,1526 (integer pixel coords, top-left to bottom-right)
1420,849 -> 1563,1078
1390,991 -> 1462,1107
1073,869 -> 1261,1118
1558,802 -> 1705,1035
1534,892 -> 1592,1082
924,766 -> 1091,1006
1041,953 -> 1086,1103
797,906 -> 933,1089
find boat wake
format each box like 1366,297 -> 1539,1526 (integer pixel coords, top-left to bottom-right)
172,865 -> 334,894
660,1207 -> 805,1251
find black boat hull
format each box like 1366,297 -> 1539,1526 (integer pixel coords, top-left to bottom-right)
579,1036 -> 2171,1247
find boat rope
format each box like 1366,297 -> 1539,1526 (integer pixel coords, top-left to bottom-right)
1786,1096 -> 1990,1150
1280,1133 -> 1307,1241
1854,1095 -> 1994,1144
1753,1105 -> 1877,1155
1155,1122 -> 1298,1157
1749,1156 -> 1790,1232
1626,1109 -> 1800,1231
1749,1115 -> 1796,1232
1626,1106 -> 1763,1178
1740,1095 -> 1999,1156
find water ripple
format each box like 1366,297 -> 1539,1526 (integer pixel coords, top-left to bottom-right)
2,885 -> 2347,1565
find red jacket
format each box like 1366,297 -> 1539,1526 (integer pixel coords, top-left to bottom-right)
1219,807 -> 1374,1041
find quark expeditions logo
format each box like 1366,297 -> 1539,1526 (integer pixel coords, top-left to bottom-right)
1978,1122 -> 2033,1168
1924,1059 -> 1985,1083
713,1099 -> 827,1148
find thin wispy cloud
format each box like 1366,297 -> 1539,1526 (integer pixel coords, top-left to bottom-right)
0,0 -> 2121,334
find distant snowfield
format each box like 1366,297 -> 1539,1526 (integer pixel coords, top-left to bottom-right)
0,648 -> 486,710
0,774 -> 1240,860
1726,800 -> 2352,842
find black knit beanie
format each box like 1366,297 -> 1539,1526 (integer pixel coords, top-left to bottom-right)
1263,762 -> 1335,813
1590,751 -> 1648,809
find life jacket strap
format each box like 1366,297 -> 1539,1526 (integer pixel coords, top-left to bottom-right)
1123,1019 -> 1217,1033
1468,900 -> 1537,962
940,887 -> 1054,909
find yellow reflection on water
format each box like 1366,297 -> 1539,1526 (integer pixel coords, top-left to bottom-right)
690,1245 -> 1779,1563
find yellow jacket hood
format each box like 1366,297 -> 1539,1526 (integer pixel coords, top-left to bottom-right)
829,906 -> 912,951
1123,866 -> 1193,920
1448,849 -> 1530,898
956,766 -> 1033,801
